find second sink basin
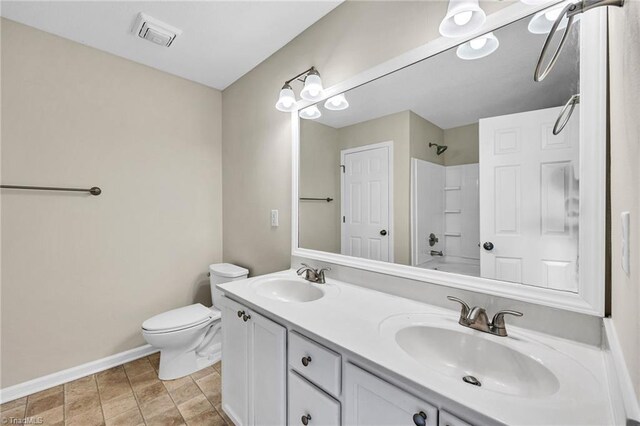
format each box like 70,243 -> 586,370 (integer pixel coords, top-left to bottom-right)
395,324 -> 560,397
254,278 -> 324,303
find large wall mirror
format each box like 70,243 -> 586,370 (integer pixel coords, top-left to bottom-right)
293,3 -> 606,315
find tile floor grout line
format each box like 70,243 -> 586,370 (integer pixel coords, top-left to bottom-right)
94,374 -> 108,426
159,364 -> 190,426
123,363 -> 149,426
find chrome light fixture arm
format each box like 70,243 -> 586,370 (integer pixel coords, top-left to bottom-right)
534,0 -> 624,82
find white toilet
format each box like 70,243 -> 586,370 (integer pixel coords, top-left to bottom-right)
142,263 -> 248,380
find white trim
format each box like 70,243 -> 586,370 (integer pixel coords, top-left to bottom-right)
603,319 -> 640,425
340,141 -> 394,263
292,3 -> 607,316
0,344 -> 157,404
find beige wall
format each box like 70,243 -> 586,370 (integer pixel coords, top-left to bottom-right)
409,112 -> 445,165
299,121 -> 340,253
609,1 -> 640,401
222,1 -> 511,276
1,19 -> 223,387
444,123 -> 479,166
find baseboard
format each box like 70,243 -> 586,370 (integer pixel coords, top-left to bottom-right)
0,344 -> 158,404
603,319 -> 640,426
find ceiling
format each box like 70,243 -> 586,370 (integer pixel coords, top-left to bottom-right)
313,13 -> 580,130
1,1 -> 342,90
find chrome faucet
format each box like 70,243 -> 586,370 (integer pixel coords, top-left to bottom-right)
447,296 -> 523,337
296,263 -> 331,284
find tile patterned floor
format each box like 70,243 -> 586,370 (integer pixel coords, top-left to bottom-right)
0,353 -> 233,426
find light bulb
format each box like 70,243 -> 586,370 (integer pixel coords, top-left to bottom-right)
275,85 -> 296,112
469,37 -> 487,50
453,10 -> 473,26
299,105 -> 321,120
324,94 -> 349,111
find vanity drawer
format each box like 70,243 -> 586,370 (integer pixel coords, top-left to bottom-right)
289,370 -> 341,426
289,331 -> 341,396
439,411 -> 473,426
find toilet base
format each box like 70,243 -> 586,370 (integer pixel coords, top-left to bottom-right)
158,343 -> 221,380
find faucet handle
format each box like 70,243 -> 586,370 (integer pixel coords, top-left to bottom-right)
296,263 -> 313,275
491,310 -> 523,329
447,296 -> 471,318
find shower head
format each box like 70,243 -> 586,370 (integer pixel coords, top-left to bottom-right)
429,143 -> 448,156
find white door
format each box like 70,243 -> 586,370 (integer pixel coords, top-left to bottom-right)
344,363 -> 437,426
479,106 -> 579,291
248,310 -> 286,426
341,142 -> 392,262
220,297 -> 250,426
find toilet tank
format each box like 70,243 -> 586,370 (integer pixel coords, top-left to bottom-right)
209,263 -> 249,309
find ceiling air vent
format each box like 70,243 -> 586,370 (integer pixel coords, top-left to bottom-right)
132,13 -> 182,47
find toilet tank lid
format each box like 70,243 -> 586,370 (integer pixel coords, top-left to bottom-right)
142,303 -> 215,332
209,263 -> 248,278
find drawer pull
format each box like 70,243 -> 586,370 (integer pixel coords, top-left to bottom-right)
242,314 -> 251,322
301,356 -> 312,367
413,411 -> 427,426
301,414 -> 312,425
237,310 -> 244,318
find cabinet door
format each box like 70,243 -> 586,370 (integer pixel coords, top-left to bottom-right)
221,297 -> 250,426
344,363 -> 437,426
248,310 -> 287,426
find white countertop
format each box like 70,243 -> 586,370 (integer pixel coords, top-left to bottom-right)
219,269 -> 615,426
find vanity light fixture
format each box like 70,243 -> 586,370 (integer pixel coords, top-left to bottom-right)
439,0 -> 487,38
528,4 -> 577,34
456,32 -> 499,60
275,66 -> 323,112
324,94 -> 349,111
299,105 -> 322,120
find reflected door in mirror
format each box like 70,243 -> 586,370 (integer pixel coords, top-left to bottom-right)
341,143 -> 392,262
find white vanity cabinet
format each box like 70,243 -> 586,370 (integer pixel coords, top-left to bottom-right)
220,297 -> 286,426
344,363 -> 438,426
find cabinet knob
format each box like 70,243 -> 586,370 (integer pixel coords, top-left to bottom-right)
237,310 -> 244,318
301,356 -> 312,367
483,241 -> 494,251
242,314 -> 251,322
413,411 -> 427,426
301,414 -> 312,425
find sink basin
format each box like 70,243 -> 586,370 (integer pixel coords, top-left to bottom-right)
395,325 -> 560,397
254,278 -> 324,303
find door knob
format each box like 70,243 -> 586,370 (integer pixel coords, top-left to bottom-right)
380,230 -> 387,236
412,411 -> 427,426
483,241 -> 494,251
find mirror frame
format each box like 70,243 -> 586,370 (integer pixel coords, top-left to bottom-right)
292,2 -> 607,316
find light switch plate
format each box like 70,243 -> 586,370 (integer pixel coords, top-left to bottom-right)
621,211 -> 630,275
271,209 -> 279,227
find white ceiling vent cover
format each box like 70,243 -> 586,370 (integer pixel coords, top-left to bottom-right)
132,13 -> 182,47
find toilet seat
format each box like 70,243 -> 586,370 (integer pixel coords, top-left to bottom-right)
142,303 -> 220,335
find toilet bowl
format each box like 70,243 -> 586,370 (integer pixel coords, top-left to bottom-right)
141,263 -> 248,380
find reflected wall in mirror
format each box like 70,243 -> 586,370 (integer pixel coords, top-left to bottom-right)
299,9 -> 582,292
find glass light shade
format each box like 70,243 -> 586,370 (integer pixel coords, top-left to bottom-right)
324,94 -> 349,111
528,4 -> 577,34
300,74 -> 324,101
275,86 -> 296,112
299,105 -> 322,120
456,32 -> 499,60
439,0 -> 486,38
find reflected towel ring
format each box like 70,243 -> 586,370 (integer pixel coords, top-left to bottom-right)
553,94 -> 580,135
534,0 -> 625,82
